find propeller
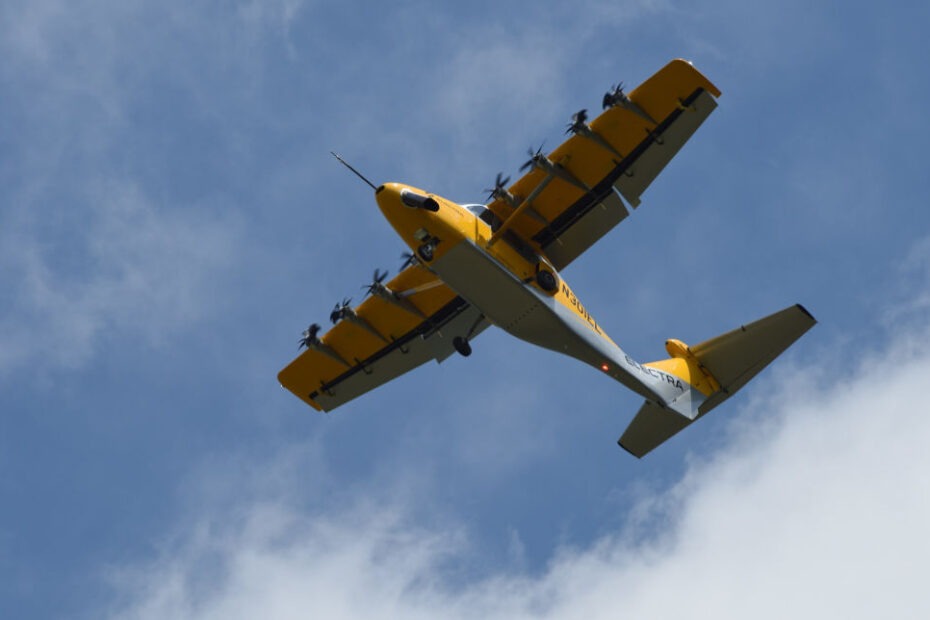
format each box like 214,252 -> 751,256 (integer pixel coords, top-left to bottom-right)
565,109 -> 588,135
484,172 -> 511,202
400,251 -> 419,270
329,297 -> 353,324
298,323 -> 322,349
363,268 -> 390,296
602,82 -> 627,109
519,144 -> 545,172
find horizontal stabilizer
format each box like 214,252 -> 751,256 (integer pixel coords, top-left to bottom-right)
691,304 -> 816,398
619,401 -> 691,458
619,304 -> 816,457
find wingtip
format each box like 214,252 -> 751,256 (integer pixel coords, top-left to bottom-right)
795,303 -> 817,323
617,438 -> 645,459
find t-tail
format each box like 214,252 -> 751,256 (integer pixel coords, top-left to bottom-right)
619,304 -> 816,457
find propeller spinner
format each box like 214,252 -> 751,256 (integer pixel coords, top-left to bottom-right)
330,297 -> 353,324
519,145 -> 545,172
363,268 -> 390,296
565,109 -> 588,135
484,172 -> 512,202
400,251 -> 419,270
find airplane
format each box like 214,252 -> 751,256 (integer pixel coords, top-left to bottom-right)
277,59 -> 816,457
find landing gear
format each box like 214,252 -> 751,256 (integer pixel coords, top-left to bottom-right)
453,336 -> 472,357
536,269 -> 558,292
452,313 -> 484,358
417,243 -> 434,262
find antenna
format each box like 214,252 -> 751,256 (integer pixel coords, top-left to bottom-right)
331,152 -> 377,190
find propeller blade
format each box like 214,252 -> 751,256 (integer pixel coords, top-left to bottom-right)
363,269 -> 390,297
401,251 -> 418,270
565,108 -> 588,134
603,82 -> 627,109
485,172 -> 512,201
520,145 -> 542,172
298,323 -> 322,349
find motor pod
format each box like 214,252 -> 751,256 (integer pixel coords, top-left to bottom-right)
400,189 -> 440,212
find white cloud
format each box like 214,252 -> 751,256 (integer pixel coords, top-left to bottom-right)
104,304 -> 930,618
0,179 -> 239,373
881,235 -> 930,331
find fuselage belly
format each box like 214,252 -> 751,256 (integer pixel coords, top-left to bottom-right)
431,237 -> 658,402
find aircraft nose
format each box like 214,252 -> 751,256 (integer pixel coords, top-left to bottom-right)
375,183 -> 444,247
375,182 -> 402,216
375,183 -> 440,218
375,183 -> 412,235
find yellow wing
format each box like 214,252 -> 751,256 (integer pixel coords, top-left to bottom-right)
278,265 -> 487,412
487,59 -> 722,270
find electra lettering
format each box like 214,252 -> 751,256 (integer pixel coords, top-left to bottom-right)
623,355 -> 684,391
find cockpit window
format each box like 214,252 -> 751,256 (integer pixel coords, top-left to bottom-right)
463,204 -> 537,263
463,204 -> 500,228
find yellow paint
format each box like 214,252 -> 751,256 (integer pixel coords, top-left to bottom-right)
375,183 -> 478,263
486,197 -> 541,247
644,338 -> 721,396
485,58 -> 721,248
284,181 -> 626,407
276,253 -> 460,410
279,59 -> 723,412
554,280 -> 617,346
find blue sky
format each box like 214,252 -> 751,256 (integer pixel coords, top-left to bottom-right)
2,1 -> 930,617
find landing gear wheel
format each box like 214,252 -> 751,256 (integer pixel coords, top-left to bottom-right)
536,269 -> 558,292
453,336 -> 472,357
417,243 -> 434,262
